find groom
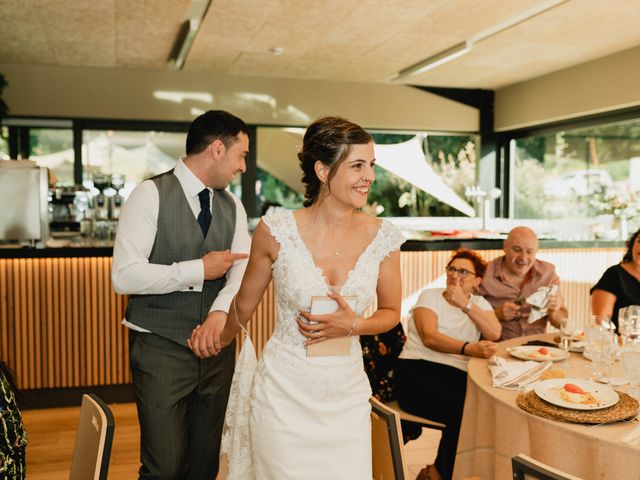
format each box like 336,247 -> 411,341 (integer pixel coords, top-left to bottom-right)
112,110 -> 250,479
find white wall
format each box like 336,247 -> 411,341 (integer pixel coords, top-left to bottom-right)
0,63 -> 478,132
495,44 -> 640,131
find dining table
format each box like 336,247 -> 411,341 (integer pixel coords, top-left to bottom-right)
452,333 -> 640,480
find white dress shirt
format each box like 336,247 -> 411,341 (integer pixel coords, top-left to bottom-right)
112,158 -> 251,331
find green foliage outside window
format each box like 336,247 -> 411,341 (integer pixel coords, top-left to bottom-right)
514,118 -> 640,220
368,133 -> 477,217
257,167 -> 303,214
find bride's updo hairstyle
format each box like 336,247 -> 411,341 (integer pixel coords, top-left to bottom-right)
299,116 -> 372,207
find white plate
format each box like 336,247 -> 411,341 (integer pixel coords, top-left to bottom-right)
534,378 -> 619,410
508,345 -> 568,362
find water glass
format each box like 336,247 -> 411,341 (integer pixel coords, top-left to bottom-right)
620,344 -> 640,399
618,306 -> 630,343
625,305 -> 640,344
585,321 -> 616,382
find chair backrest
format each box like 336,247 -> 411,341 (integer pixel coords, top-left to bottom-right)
370,396 -> 409,480
69,393 -> 115,480
512,454 -> 583,480
384,400 -> 446,431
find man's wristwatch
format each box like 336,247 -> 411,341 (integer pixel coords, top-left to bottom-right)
461,299 -> 473,314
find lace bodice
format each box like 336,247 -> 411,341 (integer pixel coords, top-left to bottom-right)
263,209 -> 405,354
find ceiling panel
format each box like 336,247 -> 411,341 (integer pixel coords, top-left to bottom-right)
0,0 -> 639,90
115,0 -> 191,68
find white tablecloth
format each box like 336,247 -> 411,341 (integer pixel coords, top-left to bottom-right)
453,333 -> 640,480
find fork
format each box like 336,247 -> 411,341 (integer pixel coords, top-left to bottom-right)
504,361 -> 552,388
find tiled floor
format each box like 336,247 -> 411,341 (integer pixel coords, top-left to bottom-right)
404,427 -> 441,478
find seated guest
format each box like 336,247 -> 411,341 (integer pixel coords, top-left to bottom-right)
591,228 -> 640,328
396,249 -> 500,480
477,226 -> 567,340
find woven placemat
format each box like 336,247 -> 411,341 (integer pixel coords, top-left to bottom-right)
517,390 -> 639,424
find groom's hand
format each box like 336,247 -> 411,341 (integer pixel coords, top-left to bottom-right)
188,310 -> 227,357
202,250 -> 249,280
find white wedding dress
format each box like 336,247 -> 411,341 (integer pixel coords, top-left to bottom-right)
221,209 -> 405,480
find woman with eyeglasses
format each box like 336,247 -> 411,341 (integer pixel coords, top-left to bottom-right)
395,249 -> 500,480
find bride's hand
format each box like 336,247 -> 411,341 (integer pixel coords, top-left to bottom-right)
297,291 -> 357,345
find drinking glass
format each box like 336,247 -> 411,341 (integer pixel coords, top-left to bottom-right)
620,344 -> 640,399
92,173 -> 110,194
585,319 -> 613,381
626,305 -> 640,344
111,173 -> 125,193
558,318 -> 574,366
618,306 -> 630,345
596,329 -> 617,384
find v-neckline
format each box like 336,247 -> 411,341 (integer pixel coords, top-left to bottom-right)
288,210 -> 382,291
619,263 -> 640,283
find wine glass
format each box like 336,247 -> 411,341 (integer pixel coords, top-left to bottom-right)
558,317 -> 574,367
620,344 -> 640,399
111,173 -> 125,194
92,173 -> 110,194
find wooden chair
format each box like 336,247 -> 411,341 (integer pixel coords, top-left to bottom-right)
69,393 -> 115,480
370,396 -> 409,480
512,454 -> 583,480
384,400 -> 446,432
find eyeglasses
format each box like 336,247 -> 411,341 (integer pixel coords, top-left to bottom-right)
445,266 -> 477,278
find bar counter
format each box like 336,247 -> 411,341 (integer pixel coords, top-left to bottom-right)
0,238 -> 626,399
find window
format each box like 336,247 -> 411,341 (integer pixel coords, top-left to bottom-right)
256,167 -> 303,215
369,132 -> 478,217
255,126 -> 478,218
82,129 -> 183,197
512,117 -> 640,221
0,127 -> 8,159
29,128 -> 74,185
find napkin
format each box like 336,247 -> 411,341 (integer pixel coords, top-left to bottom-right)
620,424 -> 640,445
525,284 -> 558,323
488,356 -> 552,389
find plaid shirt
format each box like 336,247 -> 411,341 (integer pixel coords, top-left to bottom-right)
477,256 -> 560,341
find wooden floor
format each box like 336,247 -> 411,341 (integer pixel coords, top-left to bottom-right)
23,402 -> 140,480
23,401 -> 438,479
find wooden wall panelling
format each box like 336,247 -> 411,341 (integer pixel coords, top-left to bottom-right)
0,247 -> 626,391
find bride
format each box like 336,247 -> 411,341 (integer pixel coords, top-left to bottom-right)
196,116 -> 404,479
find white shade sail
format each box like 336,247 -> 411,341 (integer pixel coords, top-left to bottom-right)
374,135 -> 475,216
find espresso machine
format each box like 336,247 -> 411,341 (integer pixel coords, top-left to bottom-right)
0,161 -> 49,246
48,185 -> 90,237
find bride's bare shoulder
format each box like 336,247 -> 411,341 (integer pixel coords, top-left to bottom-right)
357,211 -> 382,226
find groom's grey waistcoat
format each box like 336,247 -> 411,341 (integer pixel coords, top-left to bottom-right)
125,170 -> 236,346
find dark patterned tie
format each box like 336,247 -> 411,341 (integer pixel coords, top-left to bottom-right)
197,188 -> 211,236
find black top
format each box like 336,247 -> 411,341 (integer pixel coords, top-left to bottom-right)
591,264 -> 640,328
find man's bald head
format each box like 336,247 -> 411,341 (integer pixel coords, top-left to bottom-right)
503,226 -> 539,278
505,226 -> 538,250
